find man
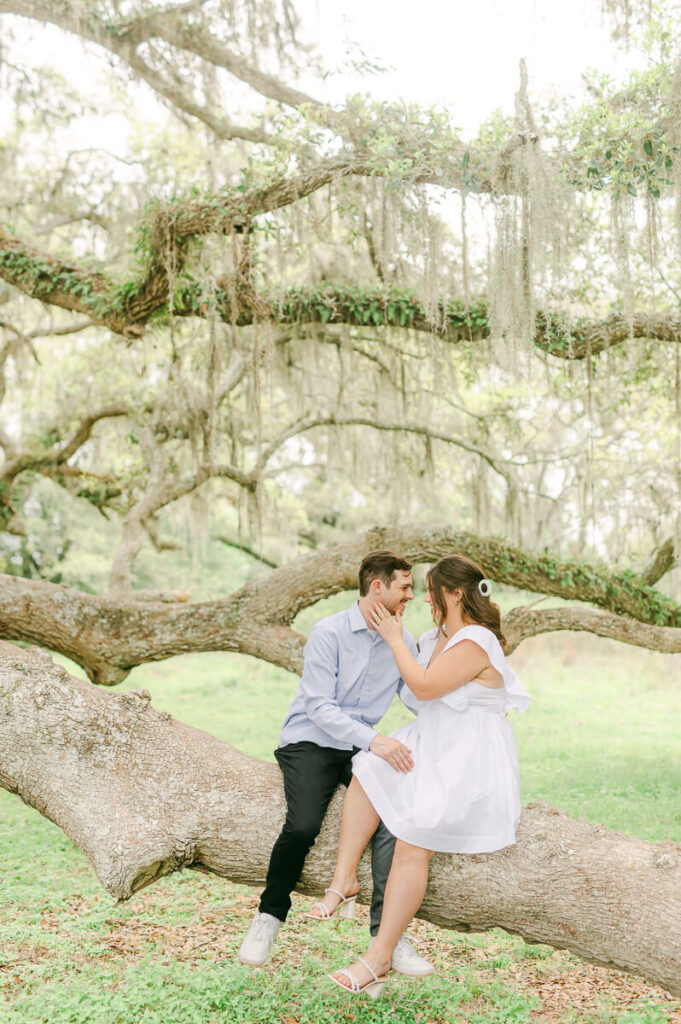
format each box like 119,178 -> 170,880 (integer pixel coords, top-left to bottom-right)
238,549 -> 433,976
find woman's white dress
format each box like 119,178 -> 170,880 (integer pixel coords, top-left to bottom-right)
352,624 -> 530,854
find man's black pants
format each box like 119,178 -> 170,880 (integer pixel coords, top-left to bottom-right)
259,741 -> 395,934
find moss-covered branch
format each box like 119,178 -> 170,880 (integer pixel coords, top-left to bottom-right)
2,225 -> 680,358
1,524 -> 680,688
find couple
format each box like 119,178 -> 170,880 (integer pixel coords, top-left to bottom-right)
238,549 -> 530,997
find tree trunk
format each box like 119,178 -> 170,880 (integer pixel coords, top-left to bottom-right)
2,641 -> 680,998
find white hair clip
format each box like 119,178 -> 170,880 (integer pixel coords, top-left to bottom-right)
478,578 -> 492,597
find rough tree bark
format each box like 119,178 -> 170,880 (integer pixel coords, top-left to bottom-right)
1,642 -> 680,998
0,524 -> 679,685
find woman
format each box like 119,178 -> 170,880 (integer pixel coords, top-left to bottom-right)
306,554 -> 530,998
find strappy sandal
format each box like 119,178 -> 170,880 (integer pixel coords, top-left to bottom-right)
303,886 -> 358,921
328,956 -> 387,999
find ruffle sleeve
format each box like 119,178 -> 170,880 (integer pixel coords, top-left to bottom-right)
438,624 -> 530,714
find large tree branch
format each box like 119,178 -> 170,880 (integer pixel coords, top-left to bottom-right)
1,407 -> 131,482
125,13 -> 323,111
1,524 -> 680,686
3,224 -> 680,356
504,604 -> 681,654
2,642 -> 680,998
641,537 -> 677,586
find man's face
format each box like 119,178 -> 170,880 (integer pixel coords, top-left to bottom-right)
375,570 -> 414,614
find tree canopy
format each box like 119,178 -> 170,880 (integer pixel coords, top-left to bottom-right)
0,0 -> 678,610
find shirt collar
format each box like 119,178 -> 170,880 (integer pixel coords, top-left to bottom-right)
348,600 -> 370,632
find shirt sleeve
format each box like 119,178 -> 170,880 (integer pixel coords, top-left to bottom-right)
397,629 -> 420,714
300,625 -> 377,750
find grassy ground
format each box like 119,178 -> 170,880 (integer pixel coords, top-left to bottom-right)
2,594 -> 681,1023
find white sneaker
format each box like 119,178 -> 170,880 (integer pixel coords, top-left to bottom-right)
390,935 -> 435,977
238,911 -> 281,966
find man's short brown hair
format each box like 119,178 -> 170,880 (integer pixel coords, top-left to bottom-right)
358,549 -> 412,597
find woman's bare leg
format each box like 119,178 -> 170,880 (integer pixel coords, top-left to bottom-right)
308,777 -> 380,917
331,839 -> 433,988
369,840 -> 433,963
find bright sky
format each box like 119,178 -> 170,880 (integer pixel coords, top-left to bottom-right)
3,0 -> 643,136
296,0 -> 639,135
0,0 -> 641,148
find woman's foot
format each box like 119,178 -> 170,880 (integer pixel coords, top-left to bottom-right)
304,879 -> 360,920
329,954 -> 390,997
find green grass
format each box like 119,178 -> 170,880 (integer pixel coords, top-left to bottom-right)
1,594 -> 681,1023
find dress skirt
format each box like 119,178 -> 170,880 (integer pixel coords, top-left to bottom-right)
352,624 -> 529,855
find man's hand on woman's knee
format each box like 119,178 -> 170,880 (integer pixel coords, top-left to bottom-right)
369,735 -> 414,773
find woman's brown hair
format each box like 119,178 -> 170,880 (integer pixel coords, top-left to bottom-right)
426,554 -> 506,650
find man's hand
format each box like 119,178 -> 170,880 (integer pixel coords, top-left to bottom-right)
369,734 -> 414,772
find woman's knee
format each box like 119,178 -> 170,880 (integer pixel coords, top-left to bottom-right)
393,839 -> 432,866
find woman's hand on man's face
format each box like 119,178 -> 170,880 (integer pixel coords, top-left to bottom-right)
369,601 -> 403,644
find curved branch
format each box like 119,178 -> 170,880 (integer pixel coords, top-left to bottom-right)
129,14 -> 323,111
1,407 -> 131,482
642,537 -> 677,586
504,604 -> 681,654
3,223 -> 680,359
216,533 -> 279,568
259,414 -> 523,487
0,0 -> 271,143
1,524 -> 680,685
124,43 -> 271,144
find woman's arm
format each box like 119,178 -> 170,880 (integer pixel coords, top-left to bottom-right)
369,605 -> 490,700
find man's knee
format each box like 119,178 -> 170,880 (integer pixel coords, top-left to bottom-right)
281,817 -> 323,849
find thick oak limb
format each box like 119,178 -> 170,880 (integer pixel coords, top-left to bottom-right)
1,641 -> 680,998
0,227 -> 129,331
0,571 -> 306,685
255,293 -> 681,360
2,525 -> 681,685
642,538 -> 677,586
3,221 -> 681,359
125,13 -> 323,112
504,605 -> 681,654
245,525 -> 681,630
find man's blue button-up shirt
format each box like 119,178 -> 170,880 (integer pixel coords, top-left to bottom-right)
279,600 -> 418,752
